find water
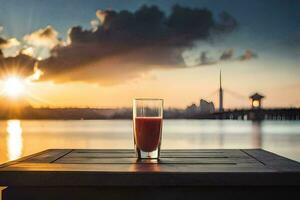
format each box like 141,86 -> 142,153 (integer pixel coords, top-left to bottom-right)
0,119 -> 300,164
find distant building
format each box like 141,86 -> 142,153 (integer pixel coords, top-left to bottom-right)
199,99 -> 215,113
249,93 -> 265,109
185,103 -> 198,115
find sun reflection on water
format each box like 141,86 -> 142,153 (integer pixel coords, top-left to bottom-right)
6,120 -> 23,161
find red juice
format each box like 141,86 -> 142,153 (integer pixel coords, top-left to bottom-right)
134,117 -> 162,152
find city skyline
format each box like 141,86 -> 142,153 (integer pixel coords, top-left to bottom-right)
0,0 -> 299,109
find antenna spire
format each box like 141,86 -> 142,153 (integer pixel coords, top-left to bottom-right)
219,69 -> 224,112
219,69 -> 222,89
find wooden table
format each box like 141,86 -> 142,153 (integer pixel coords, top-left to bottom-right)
0,149 -> 300,199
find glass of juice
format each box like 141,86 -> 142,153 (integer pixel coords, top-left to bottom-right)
133,98 -> 163,159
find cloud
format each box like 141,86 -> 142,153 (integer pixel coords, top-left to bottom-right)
40,43 -> 184,85
0,54 -> 36,78
0,37 -> 20,49
0,5 -> 238,85
90,19 -> 100,31
20,46 -> 35,57
90,10 -> 111,31
220,48 -> 234,60
238,49 -> 258,61
0,49 -> 43,81
36,5 -> 237,84
215,11 -> 238,33
23,26 -> 61,49
197,52 -> 217,65
0,27 -> 36,78
26,62 -> 44,81
95,10 -> 108,24
192,48 -> 257,67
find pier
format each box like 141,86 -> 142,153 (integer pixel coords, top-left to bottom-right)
213,108 -> 300,121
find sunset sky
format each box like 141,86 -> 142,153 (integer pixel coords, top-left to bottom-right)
0,0 -> 299,109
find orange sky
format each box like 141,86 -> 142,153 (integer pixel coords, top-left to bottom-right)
1,58 -> 298,109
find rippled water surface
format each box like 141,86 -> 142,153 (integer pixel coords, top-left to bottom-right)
0,119 -> 300,164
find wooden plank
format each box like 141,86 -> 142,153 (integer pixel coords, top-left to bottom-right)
72,149 -> 228,152
0,149 -> 300,187
70,149 -> 249,156
0,162 -> 271,172
0,149 -> 59,168
25,149 -> 73,163
1,166 -> 298,187
3,186 -> 300,200
0,149 -> 284,171
65,152 -> 230,158
55,157 -> 259,164
73,149 -> 134,153
65,152 -> 136,158
0,162 -> 273,174
55,157 -> 240,164
242,149 -> 300,172
67,149 -> 248,158
55,149 -> 257,164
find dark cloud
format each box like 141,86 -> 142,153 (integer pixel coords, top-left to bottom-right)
0,54 -> 36,78
220,48 -> 234,60
0,32 -> 36,77
238,49 -> 258,61
198,52 -> 217,65
37,5 -> 237,84
215,11 -> 238,33
193,48 -> 257,67
1,5 -> 238,84
40,43 -> 184,85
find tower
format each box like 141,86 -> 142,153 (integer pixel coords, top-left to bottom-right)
219,70 -> 224,112
249,93 -> 264,109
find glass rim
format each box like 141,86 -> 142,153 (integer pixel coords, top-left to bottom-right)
134,98 -> 163,101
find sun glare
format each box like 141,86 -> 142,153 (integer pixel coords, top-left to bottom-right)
3,76 -> 25,98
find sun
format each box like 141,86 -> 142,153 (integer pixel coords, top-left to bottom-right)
3,76 -> 25,98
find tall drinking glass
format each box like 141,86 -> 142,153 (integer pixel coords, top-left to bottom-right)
133,98 -> 163,159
